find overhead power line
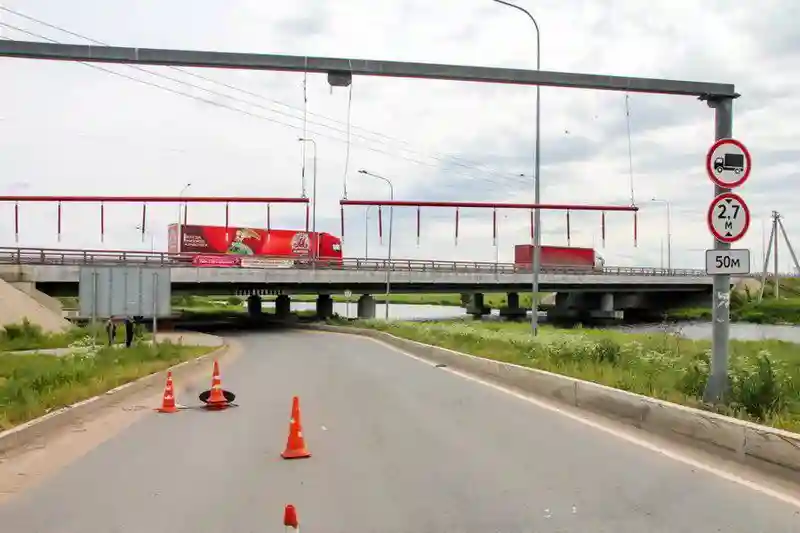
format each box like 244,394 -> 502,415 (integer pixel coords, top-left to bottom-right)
0,21 -> 533,194
0,6 -> 529,188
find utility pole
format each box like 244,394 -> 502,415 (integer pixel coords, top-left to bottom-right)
758,211 -> 800,302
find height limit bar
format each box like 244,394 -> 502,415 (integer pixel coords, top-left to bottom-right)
0,40 -> 737,98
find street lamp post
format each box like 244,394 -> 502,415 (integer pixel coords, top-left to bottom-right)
492,0 -> 542,335
298,138 -> 319,262
177,183 -> 191,253
358,169 -> 394,320
650,197 -> 672,271
136,225 -> 155,251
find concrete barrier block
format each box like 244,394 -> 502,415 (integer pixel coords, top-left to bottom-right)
575,380 -> 650,426
744,425 -> 800,471
642,399 -> 745,456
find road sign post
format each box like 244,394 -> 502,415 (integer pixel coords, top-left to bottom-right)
703,126 -> 750,403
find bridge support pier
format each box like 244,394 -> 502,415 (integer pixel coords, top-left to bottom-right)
548,292 -> 623,324
589,293 -> 623,322
466,293 -> 491,318
316,294 -> 334,319
274,294 -> 291,318
500,292 -> 527,321
357,295 -> 376,319
600,293 -> 614,312
247,294 -> 262,317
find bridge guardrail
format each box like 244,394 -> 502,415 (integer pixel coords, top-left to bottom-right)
0,247 -> 710,277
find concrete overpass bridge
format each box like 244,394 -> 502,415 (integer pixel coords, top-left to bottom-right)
0,247 -> 713,322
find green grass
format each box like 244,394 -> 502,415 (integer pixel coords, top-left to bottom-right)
0,320 -> 151,352
734,297 -> 800,324
345,319 -> 800,433
666,281 -> 800,325
0,339 -> 214,430
56,296 -> 79,309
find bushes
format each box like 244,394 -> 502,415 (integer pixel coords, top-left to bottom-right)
0,319 -> 88,352
357,320 -> 800,432
0,319 -> 151,352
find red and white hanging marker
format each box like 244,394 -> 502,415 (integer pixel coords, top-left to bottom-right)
707,192 -> 750,243
706,138 -> 751,189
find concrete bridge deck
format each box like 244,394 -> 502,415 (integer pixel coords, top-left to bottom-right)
0,248 -> 713,295
29,263 -> 713,294
0,248 -> 717,322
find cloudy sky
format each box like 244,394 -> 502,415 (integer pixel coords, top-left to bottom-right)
0,0 -> 797,271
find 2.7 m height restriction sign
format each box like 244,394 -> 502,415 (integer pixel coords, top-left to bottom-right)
707,192 -> 750,243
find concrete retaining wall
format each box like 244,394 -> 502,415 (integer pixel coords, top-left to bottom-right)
0,278 -> 71,333
298,324 -> 800,476
10,281 -> 64,314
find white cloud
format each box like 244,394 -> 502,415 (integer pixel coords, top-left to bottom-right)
0,0 -> 797,273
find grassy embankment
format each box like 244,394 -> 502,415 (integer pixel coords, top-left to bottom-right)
345,319 -> 800,433
0,320 -> 215,430
667,278 -> 800,324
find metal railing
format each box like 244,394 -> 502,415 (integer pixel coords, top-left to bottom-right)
0,247 -> 710,277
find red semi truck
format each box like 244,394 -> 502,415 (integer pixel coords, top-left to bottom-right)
167,224 -> 343,266
514,245 -> 604,271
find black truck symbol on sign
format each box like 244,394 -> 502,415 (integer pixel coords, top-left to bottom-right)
714,153 -> 745,175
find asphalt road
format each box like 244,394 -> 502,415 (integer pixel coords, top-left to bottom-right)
1,330 -> 798,532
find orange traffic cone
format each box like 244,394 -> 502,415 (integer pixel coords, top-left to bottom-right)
198,360 -> 235,410
281,396 -> 311,459
155,371 -> 179,413
284,504 -> 299,530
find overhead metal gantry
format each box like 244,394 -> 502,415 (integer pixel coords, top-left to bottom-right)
0,40 -> 736,97
0,39 -> 739,404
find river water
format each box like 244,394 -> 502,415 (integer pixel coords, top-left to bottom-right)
261,301 -> 800,342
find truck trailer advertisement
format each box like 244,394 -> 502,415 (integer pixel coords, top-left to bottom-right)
514,245 -> 604,271
168,224 -> 343,262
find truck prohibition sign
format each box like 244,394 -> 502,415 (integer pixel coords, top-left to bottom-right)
706,138 -> 751,189
705,249 -> 750,275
